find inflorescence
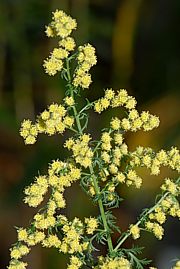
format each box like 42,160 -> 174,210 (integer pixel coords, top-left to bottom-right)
8,9 -> 180,269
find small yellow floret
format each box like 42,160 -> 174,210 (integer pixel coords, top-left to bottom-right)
64,96 -> 75,106
110,117 -> 120,130
59,37 -> 76,51
43,57 -> 63,76
85,217 -> 98,234
18,228 -> 28,241
130,224 -> 140,239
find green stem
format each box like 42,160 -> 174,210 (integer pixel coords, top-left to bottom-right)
114,233 -> 130,252
72,102 -> 83,135
89,165 -> 114,254
66,59 -> 82,135
114,191 -> 169,251
65,57 -> 114,255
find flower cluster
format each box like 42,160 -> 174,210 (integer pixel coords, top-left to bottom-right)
20,103 -> 74,144
145,198 -> 180,240
129,224 -> 140,240
24,160 -> 81,209
17,229 -> 45,247
130,146 -> 180,175
85,217 -> 98,234
45,10 -> 77,38
9,8 -> 180,269
145,220 -> 164,240
59,217 -> 90,254
8,260 -> 28,269
128,179 -> 180,245
8,214 -> 98,269
161,178 -> 179,196
44,10 -> 77,76
37,103 -> 74,135
24,175 -> 48,207
98,131 -> 143,191
94,89 -> 136,113
64,134 -> 93,168
67,256 -> 83,269
8,228 -> 46,269
95,256 -> 131,269
95,89 -> 159,132
43,10 -> 97,83
8,157 -> 98,269
73,44 -> 97,88
19,119 -> 38,145
144,180 -> 180,240
10,245 -> 30,261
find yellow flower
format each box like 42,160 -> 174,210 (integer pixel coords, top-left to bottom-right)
53,191 -> 66,208
104,88 -> 115,100
8,260 -> 28,269
94,100 -> 103,113
20,119 -> 38,145
64,96 -> 75,106
121,118 -> 131,130
10,245 -> 30,260
85,217 -> 98,234
64,138 -> 75,150
101,98 -> 110,109
114,133 -> 123,145
141,111 -> 150,122
129,109 -> 139,119
125,96 -> 137,109
19,245 -> 30,256
110,117 -> 120,130
24,175 -> 48,207
101,151 -> 110,163
63,116 -> 74,127
41,110 -> 50,120
73,44 -> 96,89
131,117 -> 143,131
156,149 -> 167,164
43,57 -> 63,76
154,211 -> 166,224
109,164 -> 118,174
142,155 -> 152,168
51,10 -> 77,38
42,234 -> 61,248
17,228 -> 28,241
10,247 -> 21,259
116,172 -> 125,183
73,73 -> 92,89
152,223 -> 164,240
52,48 -> 69,59
45,25 -> 54,37
59,37 -> 76,51
101,132 -> 111,143
68,256 -> 82,269
97,257 -> 131,269
69,135 -> 93,168
130,225 -> 140,239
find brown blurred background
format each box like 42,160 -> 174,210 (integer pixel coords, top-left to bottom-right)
0,0 -> 180,268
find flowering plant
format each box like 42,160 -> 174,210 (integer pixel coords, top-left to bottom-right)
8,10 -> 180,269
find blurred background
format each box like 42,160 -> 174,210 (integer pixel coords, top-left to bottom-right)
0,0 -> 180,268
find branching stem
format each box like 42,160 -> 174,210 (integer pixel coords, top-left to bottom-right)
114,191 -> 170,251
65,57 -> 114,255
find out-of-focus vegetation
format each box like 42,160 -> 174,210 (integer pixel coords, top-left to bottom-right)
0,0 -> 179,268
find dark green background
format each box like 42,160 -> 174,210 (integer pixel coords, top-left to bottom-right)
0,0 -> 179,268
